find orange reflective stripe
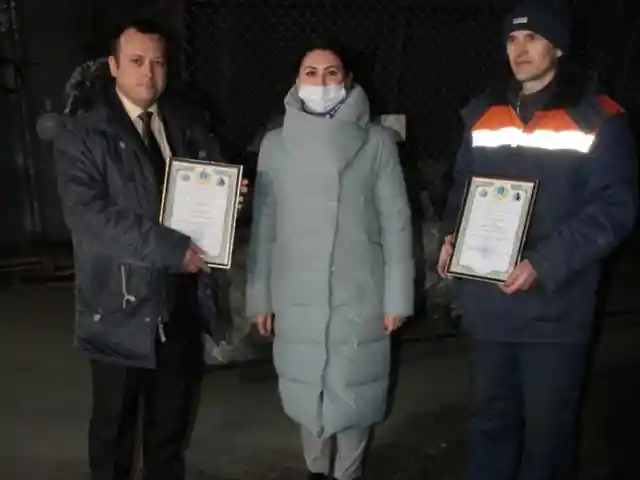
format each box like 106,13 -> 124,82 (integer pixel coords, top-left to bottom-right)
472,105 -> 522,131
528,109 -> 582,132
471,106 -> 595,153
598,95 -> 624,115
473,107 -> 584,133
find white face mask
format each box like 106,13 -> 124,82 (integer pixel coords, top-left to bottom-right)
298,83 -> 347,114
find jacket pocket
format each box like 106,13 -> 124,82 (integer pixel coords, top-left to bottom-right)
76,307 -> 155,362
363,197 -> 382,246
363,245 -> 385,314
269,243 -> 286,310
77,261 -> 138,316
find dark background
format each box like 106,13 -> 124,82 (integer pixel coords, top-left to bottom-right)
1,0 -> 638,252
1,4 -> 639,477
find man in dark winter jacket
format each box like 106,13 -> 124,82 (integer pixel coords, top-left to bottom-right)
437,2 -> 638,479
54,18 -> 239,480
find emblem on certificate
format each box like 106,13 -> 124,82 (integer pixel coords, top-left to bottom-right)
160,157 -> 243,269
446,175 -> 538,283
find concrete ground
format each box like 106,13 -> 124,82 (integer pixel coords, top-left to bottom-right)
1,244 -> 640,479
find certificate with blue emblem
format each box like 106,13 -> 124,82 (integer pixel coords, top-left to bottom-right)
446,175 -> 538,283
160,157 -> 243,269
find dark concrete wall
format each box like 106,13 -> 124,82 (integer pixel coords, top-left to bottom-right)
0,0 -> 184,249
14,0 -> 93,245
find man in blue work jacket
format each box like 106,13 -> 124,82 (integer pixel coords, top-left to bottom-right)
438,2 -> 638,479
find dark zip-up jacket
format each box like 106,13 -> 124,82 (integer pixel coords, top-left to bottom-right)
54,86 -> 222,367
444,70 -> 638,342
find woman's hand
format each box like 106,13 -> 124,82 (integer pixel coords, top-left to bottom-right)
252,313 -> 274,337
383,314 -> 404,334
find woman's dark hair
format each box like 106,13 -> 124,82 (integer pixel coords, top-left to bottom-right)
293,38 -> 354,76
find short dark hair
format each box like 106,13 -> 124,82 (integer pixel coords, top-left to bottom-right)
294,38 -> 354,76
110,18 -> 171,58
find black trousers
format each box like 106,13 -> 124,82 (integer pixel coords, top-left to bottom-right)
88,281 -> 203,480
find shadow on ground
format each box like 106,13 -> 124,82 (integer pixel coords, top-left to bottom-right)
2,273 -> 640,478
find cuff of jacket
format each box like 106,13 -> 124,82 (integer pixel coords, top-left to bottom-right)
384,263 -> 415,317
245,285 -> 272,317
526,251 -> 559,293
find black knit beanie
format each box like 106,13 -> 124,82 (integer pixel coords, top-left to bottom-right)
503,0 -> 573,53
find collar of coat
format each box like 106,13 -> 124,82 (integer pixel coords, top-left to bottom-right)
281,83 -> 372,171
484,60 -> 600,111
462,61 -> 623,133
80,84 -> 209,159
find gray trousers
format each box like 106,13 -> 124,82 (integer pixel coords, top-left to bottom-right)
301,425 -> 370,480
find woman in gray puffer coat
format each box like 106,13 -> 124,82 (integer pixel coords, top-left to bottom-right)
246,43 -> 414,480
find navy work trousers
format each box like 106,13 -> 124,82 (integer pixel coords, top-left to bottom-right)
466,340 -> 589,480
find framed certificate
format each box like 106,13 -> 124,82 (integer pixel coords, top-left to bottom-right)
446,175 -> 538,283
160,157 -> 243,269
